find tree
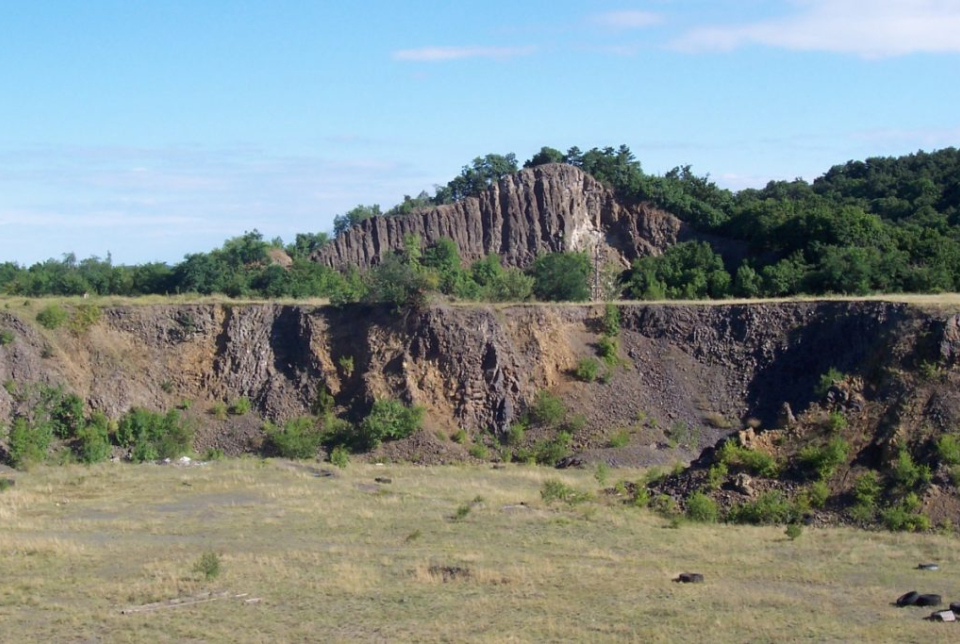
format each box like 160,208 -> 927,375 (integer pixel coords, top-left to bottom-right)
437,153 -> 519,203
524,146 -> 565,168
333,204 -> 382,236
530,252 -> 591,302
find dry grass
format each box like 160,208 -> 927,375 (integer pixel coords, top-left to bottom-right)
1,460 -> 958,642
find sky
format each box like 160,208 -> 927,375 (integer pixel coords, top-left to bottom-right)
1,0 -> 959,265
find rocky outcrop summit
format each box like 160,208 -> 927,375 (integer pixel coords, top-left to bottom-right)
312,164 -> 693,270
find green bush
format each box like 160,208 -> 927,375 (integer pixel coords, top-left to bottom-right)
529,252 -> 591,302
507,422 -> 526,446
785,523 -> 803,540
229,397 -> 252,416
329,445 -> 350,469
728,491 -> 800,525
826,410 -> 848,433
814,367 -> 847,398
597,336 -> 619,365
540,479 -> 590,505
358,399 -> 424,449
68,304 -> 101,335
193,551 -> 222,580
528,390 -> 565,427
311,388 -> 335,415
849,471 -> 882,522
717,441 -> 779,477
7,417 -> 53,468
338,355 -> 355,378
799,437 -> 849,481
888,448 -> 931,491
51,393 -> 85,439
534,430 -> 572,465
806,480 -> 830,509
880,493 -> 931,532
607,429 -> 630,449
468,443 -> 489,460
117,408 -> 194,462
935,434 -> 960,466
685,492 -> 719,522
705,462 -> 728,491
0,330 -> 13,346
574,358 -> 600,382
209,402 -> 228,420
265,417 -> 324,459
451,429 -> 467,444
36,304 -> 68,330
75,412 -> 112,464
594,461 -> 610,486
601,303 -> 620,337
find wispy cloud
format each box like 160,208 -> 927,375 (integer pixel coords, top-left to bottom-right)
591,10 -> 663,30
673,0 -> 960,58
392,45 -> 536,62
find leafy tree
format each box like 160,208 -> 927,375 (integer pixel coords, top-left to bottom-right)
333,204 -> 382,236
530,252 -> 591,302
435,153 -> 519,203
625,242 -> 731,300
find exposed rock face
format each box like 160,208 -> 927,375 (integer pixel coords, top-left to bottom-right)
312,164 -> 692,270
2,300 -> 954,468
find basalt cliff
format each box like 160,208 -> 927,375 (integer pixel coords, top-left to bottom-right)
312,164 -> 697,270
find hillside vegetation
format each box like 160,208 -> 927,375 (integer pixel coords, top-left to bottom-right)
1,147 -> 958,303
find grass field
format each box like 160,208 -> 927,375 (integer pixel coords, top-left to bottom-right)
2,460 -> 959,643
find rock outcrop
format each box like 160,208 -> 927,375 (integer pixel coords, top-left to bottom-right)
312,164 -> 693,270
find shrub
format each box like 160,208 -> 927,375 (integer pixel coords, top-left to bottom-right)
826,411 -> 848,433
468,443 -> 489,460
0,330 -> 13,346
265,417 -> 324,459
229,397 -> 252,416
209,402 -> 228,420
534,430 -> 572,465
574,358 -> 600,382
68,304 -> 101,335
36,304 -> 67,330
75,412 -> 111,464
528,390 -> 565,427
51,392 -> 85,439
799,437 -> 849,481
685,492 -> 719,522
329,445 -> 350,469
117,408 -> 194,462
193,551 -> 222,580
785,523 -> 803,540
717,441 -> 779,477
204,447 -> 225,461
338,355 -> 355,378
530,252 -> 591,302
312,388 -> 335,415
597,336 -> 619,365
880,493 -> 931,532
806,480 -> 830,509
507,422 -> 526,446
888,448 -> 931,491
594,461 -> 610,486
814,367 -> 847,398
705,462 -> 728,491
451,429 -> 467,444
7,417 -> 53,468
728,491 -> 800,525
607,429 -> 630,449
541,479 -> 590,505
358,399 -> 424,449
935,434 -> 960,466
600,303 -> 620,337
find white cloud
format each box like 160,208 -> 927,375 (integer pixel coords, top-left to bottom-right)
673,0 -> 960,58
392,45 -> 536,62
591,10 -> 663,30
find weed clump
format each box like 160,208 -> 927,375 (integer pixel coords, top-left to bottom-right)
541,479 -> 591,505
36,304 -> 68,330
193,551 -> 222,580
574,357 -> 600,382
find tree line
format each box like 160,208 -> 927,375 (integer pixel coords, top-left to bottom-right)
1,145 -> 958,301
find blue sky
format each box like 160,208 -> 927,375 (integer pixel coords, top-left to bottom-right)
2,0 -> 959,265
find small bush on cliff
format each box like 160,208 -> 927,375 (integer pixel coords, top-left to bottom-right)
887,448 -> 931,492
229,397 -> 252,416
727,491 -> 800,525
879,493 -> 931,532
36,304 -> 68,330
574,358 -> 600,382
798,437 -> 849,481
0,330 -> 13,346
357,399 -> 424,449
717,441 -> 779,478
600,303 -> 620,337
935,434 -> 960,466
528,391 -> 566,427
68,304 -> 101,335
265,416 -> 324,459
814,367 -> 847,398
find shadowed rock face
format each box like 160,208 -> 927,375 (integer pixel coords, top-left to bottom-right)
312,164 -> 693,270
